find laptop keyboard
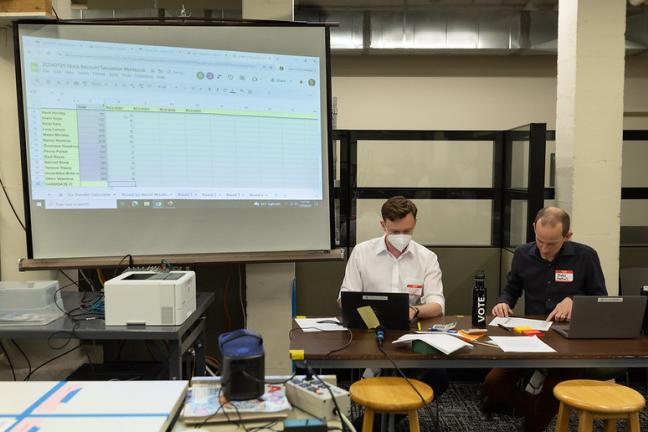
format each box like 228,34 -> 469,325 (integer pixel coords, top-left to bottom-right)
553,324 -> 570,337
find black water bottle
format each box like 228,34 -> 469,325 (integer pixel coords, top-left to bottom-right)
472,271 -> 487,328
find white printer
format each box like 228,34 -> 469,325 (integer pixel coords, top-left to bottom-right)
104,271 -> 196,326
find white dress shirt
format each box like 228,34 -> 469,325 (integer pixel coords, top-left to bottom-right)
338,235 -> 445,313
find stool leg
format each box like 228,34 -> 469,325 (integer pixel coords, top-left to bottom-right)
604,418 -> 617,432
362,408 -> 375,432
628,412 -> 641,432
555,402 -> 570,432
407,409 -> 420,432
577,411 -> 593,432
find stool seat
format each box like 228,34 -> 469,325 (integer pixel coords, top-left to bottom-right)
350,377 -> 434,412
553,379 -> 646,432
553,379 -> 645,414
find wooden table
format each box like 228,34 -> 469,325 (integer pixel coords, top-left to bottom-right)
289,315 -> 648,369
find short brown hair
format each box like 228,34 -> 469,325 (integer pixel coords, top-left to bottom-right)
381,196 -> 417,221
534,207 -> 570,236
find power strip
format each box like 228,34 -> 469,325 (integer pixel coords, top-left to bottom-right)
286,375 -> 351,420
124,266 -> 164,273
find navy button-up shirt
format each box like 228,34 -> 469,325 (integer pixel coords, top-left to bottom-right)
498,241 -> 608,315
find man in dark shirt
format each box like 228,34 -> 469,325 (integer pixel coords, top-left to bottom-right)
481,207 -> 608,432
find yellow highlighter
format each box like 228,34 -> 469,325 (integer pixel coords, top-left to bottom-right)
513,326 -> 533,334
417,321 -> 422,331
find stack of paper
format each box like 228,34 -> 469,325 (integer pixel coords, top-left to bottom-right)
295,317 -> 347,332
393,333 -> 472,355
182,380 -> 291,424
0,311 -> 62,326
489,336 -> 555,353
489,317 -> 553,331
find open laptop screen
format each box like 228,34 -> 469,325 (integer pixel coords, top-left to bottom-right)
553,295 -> 647,339
340,291 -> 410,330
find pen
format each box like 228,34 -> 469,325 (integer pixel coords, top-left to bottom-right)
417,321 -> 422,331
426,328 -> 457,334
498,324 -> 513,333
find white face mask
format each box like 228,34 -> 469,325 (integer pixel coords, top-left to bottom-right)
387,234 -> 412,252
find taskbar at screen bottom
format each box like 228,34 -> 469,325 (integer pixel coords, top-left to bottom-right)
33,199 -> 323,210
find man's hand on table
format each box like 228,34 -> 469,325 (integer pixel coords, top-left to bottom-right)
491,302 -> 513,317
546,297 -> 573,322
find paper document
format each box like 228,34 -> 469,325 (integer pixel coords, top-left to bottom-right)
489,336 -> 556,353
393,333 -> 472,355
489,317 -> 553,331
295,317 -> 347,332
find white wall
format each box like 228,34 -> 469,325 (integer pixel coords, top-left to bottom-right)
331,55 -> 648,244
357,199 -> 492,245
332,55 -> 648,130
334,75 -> 557,131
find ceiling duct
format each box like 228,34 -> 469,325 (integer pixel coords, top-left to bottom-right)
369,10 -> 521,53
72,1 -> 648,55
297,6 -> 648,55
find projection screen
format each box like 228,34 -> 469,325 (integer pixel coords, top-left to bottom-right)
15,22 -> 333,259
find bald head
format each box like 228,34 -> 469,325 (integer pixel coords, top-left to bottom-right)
534,207 -> 571,237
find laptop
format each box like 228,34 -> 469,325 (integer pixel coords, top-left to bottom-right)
340,291 -> 410,330
552,296 -> 647,339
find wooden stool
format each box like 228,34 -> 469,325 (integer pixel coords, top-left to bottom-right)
553,379 -> 645,432
349,377 -> 434,432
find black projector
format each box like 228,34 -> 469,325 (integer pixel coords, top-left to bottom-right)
219,329 -> 265,401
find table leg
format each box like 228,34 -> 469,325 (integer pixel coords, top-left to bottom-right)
194,322 -> 206,376
168,340 -> 182,380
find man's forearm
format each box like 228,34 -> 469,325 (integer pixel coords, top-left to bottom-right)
497,288 -> 518,309
417,302 -> 443,319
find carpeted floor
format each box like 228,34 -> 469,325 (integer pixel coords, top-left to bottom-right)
351,381 -> 648,432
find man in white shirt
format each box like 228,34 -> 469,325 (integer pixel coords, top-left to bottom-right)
338,196 -> 448,398
339,196 -> 445,319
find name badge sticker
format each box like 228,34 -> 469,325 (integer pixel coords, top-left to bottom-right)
405,279 -> 423,298
555,269 -> 574,282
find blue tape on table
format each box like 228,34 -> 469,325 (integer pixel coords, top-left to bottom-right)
6,381 -> 66,432
60,388 -> 81,403
29,413 -> 169,418
4,381 -> 170,432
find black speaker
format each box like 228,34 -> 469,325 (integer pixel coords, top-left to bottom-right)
219,329 -> 265,401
